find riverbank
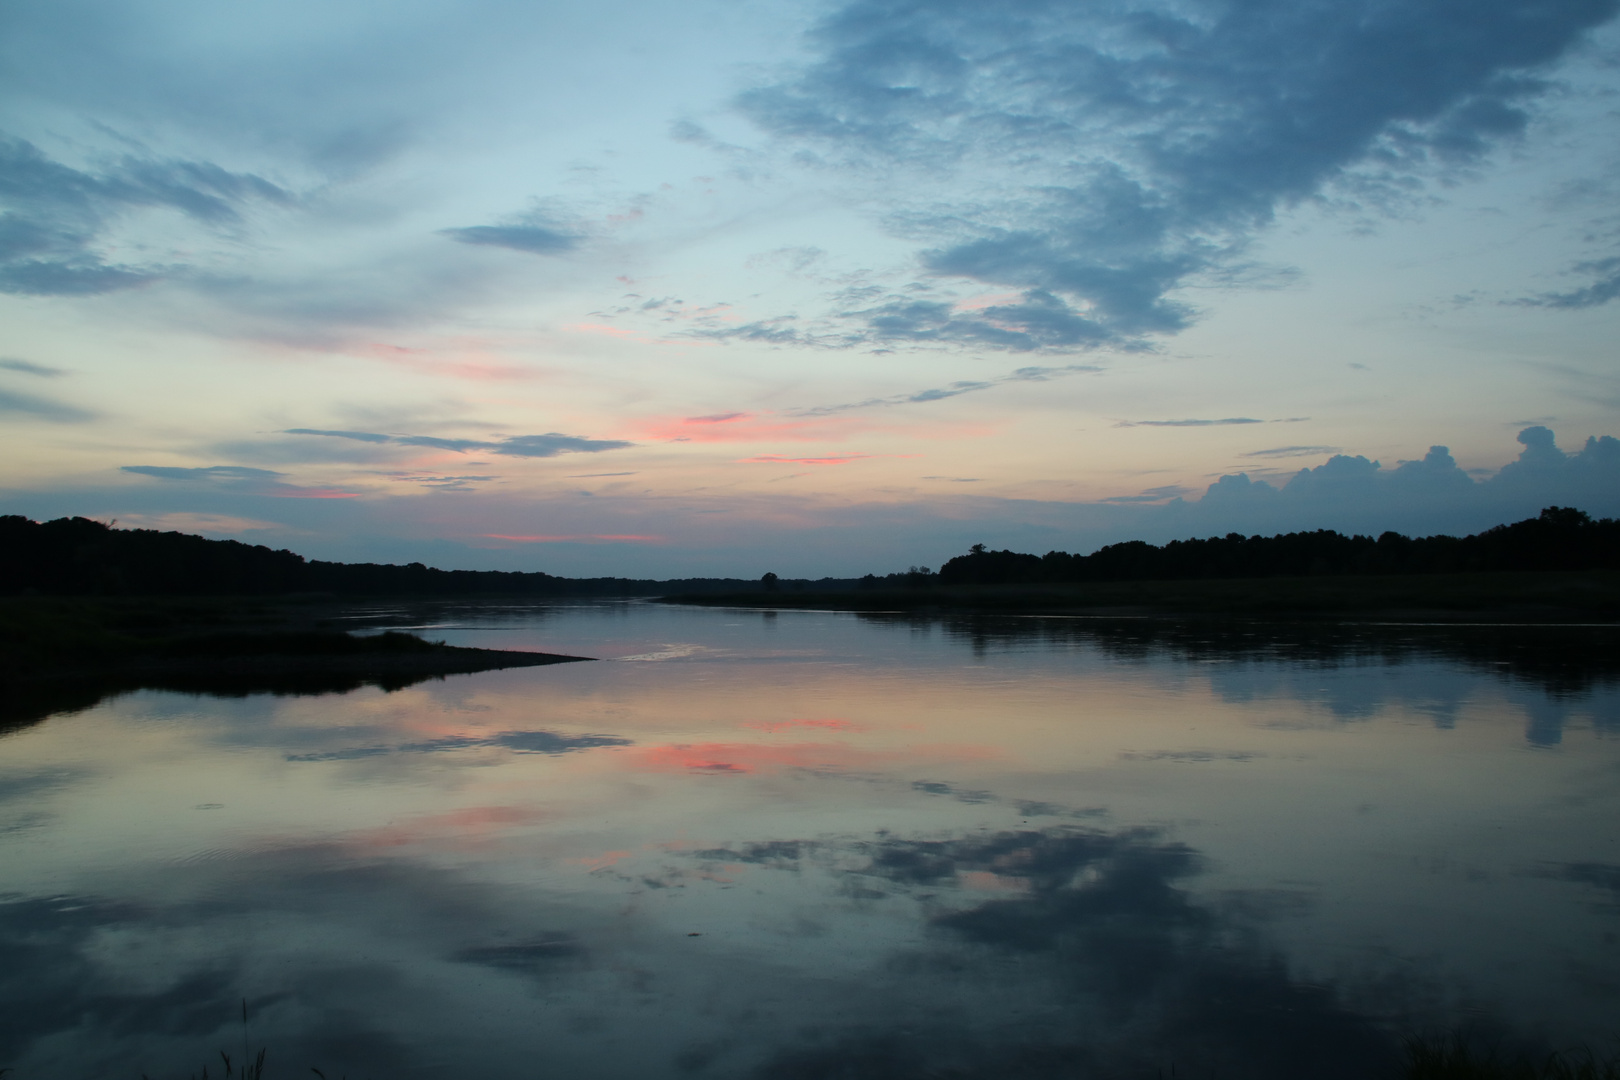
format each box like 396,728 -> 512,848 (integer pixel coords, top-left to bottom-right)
0,595 -> 591,705
659,570 -> 1620,622
1,596 -> 594,737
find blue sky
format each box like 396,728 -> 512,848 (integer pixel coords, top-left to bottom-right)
2,0 -> 1618,576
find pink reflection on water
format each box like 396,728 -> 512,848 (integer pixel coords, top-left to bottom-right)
626,740 -> 996,776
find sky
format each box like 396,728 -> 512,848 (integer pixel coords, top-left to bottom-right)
2,0 -> 1619,578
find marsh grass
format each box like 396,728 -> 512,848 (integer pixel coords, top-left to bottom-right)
1403,1035 -> 1620,1080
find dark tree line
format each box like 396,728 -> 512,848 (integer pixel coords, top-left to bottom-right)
4,507 -> 1615,599
0,516 -> 740,597
937,507 -> 1620,586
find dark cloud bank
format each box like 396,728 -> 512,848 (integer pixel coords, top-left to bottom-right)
710,0 -> 1620,350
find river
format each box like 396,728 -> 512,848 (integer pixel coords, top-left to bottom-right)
2,601 -> 1617,1078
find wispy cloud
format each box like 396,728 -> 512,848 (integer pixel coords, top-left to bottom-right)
790,363 -> 1102,416
1099,485 -> 1194,504
728,0 -> 1617,350
634,412 -> 866,444
1518,255 -> 1620,310
0,387 -> 95,422
1117,418 -> 1262,428
110,512 -> 286,534
0,357 -> 66,377
120,464 -> 359,499
1240,446 -> 1342,458
284,428 -> 632,457
0,135 -> 292,297
439,224 -> 581,256
388,474 -> 497,492
739,454 -> 873,465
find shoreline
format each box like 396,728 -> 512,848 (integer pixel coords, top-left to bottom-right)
655,570 -> 1620,623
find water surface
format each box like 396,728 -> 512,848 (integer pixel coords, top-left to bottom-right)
2,602 -> 1617,1078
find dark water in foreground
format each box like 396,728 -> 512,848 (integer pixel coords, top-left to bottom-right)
2,603 -> 1618,1079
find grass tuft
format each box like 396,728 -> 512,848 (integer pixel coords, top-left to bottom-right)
1404,1034 -> 1620,1080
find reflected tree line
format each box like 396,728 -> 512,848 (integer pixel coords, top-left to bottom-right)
862,615 -> 1620,746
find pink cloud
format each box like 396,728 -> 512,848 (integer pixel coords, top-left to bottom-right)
624,740 -> 995,776
738,454 -> 873,465
267,486 -> 362,499
634,412 -> 869,444
353,341 -> 542,382
951,291 -> 1025,312
742,718 -> 860,734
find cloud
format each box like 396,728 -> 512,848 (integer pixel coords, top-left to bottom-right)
121,465 -> 283,482
120,464 -> 359,499
739,454 -> 873,465
284,427 -> 392,443
1117,418 -> 1263,428
106,511 -> 285,534
494,434 -> 632,457
1520,254 -> 1620,309
0,357 -> 66,377
790,362 -> 1102,416
635,411 -> 868,444
733,0 -> 1620,350
1099,484 -> 1193,504
0,134 -> 292,296
1173,430 -> 1620,535
388,474 -> 497,492
284,428 -> 632,457
439,224 -> 581,256
0,387 -> 94,422
1241,445 -> 1342,458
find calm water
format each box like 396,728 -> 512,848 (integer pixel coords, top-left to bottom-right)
2,602 -> 1618,1079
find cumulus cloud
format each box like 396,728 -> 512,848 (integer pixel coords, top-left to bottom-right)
0,135 -> 292,296
1172,430 -> 1618,535
283,428 -> 632,457
732,0 -> 1620,350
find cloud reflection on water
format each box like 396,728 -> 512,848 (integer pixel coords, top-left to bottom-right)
0,822 -> 1417,1080
287,728 -> 630,762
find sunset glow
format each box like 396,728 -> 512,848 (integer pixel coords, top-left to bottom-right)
0,0 -> 1616,576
